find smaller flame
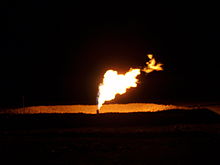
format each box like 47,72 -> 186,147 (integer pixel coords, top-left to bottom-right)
98,54 -> 163,110
142,54 -> 163,73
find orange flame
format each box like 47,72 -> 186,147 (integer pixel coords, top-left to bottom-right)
98,54 -> 163,110
143,54 -> 163,73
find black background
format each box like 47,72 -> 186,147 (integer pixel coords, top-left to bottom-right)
1,1 -> 220,107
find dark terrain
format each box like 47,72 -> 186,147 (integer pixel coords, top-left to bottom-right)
0,109 -> 220,165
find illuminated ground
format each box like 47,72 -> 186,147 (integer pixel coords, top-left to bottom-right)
0,103 -> 203,114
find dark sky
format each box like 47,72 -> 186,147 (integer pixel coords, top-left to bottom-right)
1,1 -> 220,107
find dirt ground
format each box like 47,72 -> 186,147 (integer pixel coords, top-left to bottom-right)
0,109 -> 220,165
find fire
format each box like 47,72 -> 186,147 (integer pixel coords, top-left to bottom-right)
98,69 -> 141,110
143,54 -> 163,73
97,54 -> 163,110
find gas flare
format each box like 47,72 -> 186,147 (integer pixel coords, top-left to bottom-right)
97,54 -> 163,110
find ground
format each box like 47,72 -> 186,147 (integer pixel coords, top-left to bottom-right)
0,108 -> 220,165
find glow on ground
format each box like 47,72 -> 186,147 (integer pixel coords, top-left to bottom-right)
2,103 -> 194,114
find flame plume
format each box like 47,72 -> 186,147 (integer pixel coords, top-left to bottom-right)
97,54 -> 163,110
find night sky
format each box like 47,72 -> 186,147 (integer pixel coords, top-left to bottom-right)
1,1 -> 220,108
